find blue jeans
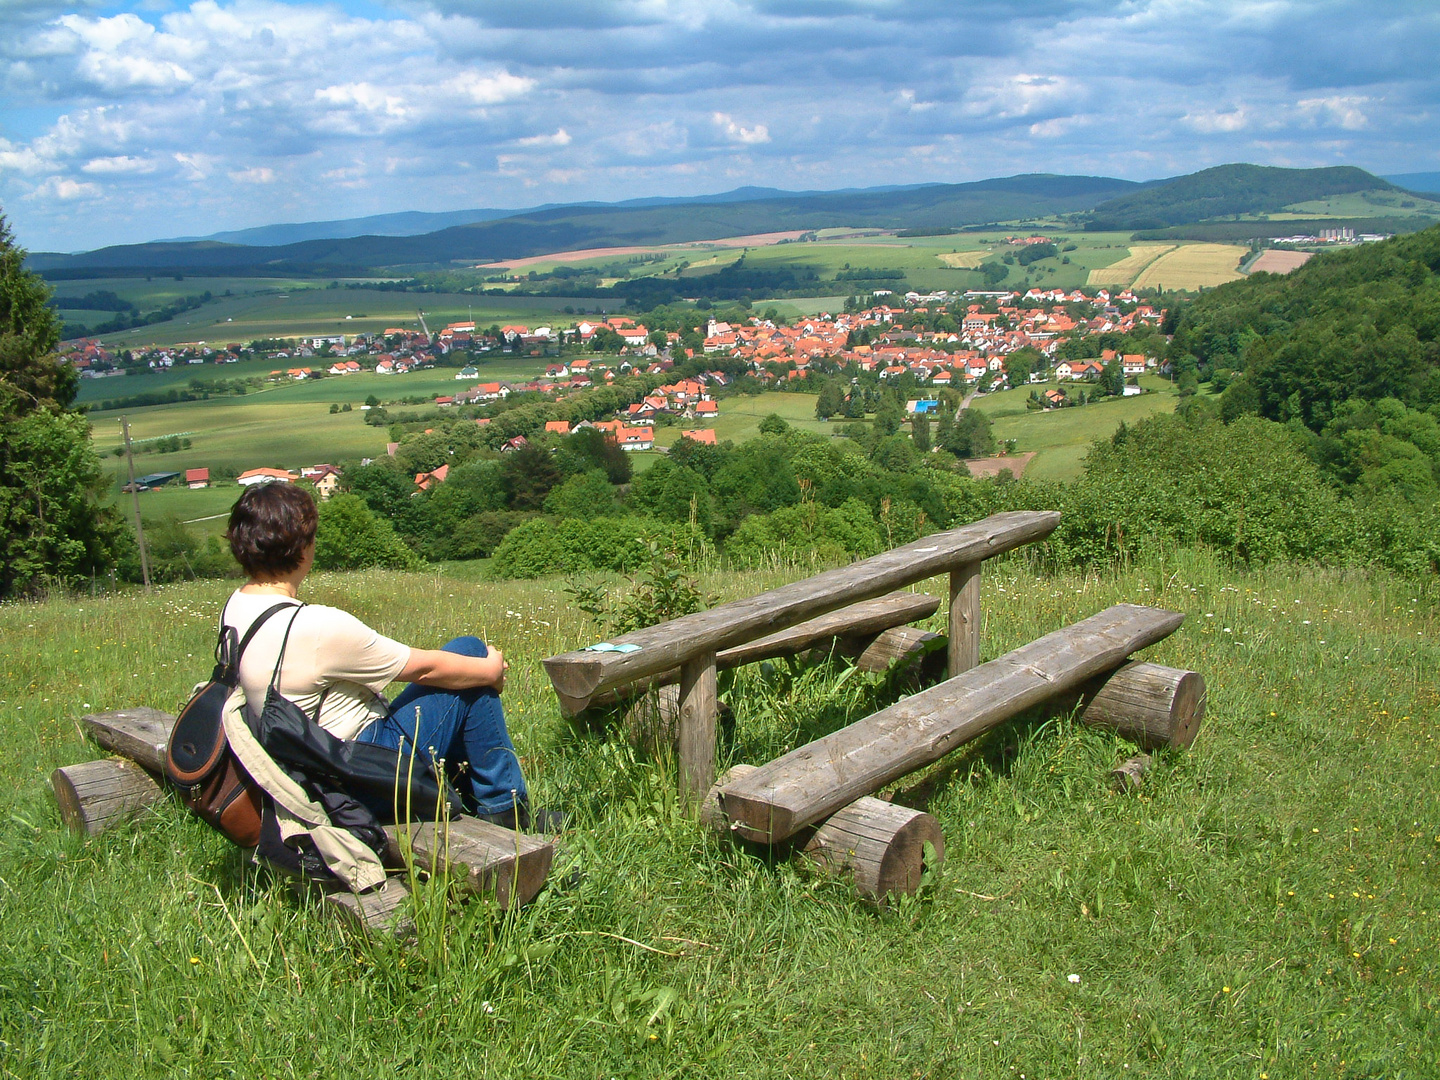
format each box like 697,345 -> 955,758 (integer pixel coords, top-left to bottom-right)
355,637 -> 528,817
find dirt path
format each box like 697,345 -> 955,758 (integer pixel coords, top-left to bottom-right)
962,451 -> 1036,480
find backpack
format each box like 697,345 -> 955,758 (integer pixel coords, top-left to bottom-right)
165,600 -> 296,846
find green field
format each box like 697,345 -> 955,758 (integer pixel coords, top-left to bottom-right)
971,377 -> 1181,481
2,549 -> 1437,1076
70,284 -> 588,349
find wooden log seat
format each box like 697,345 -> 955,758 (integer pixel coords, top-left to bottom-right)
701,764 -> 945,903
56,709 -> 554,910
716,604 -> 1185,844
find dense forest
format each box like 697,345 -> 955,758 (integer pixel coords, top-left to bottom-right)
1169,223 -> 1440,514
1084,164 -> 1422,231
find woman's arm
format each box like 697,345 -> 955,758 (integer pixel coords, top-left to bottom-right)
397,647 -> 507,691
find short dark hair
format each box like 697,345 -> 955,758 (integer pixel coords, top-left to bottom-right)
226,482 -> 318,579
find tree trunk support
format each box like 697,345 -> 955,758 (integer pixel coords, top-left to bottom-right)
677,651 -> 717,809
949,560 -> 981,677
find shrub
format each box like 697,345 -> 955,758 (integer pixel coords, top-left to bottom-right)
314,494 -> 422,571
489,515 -> 706,579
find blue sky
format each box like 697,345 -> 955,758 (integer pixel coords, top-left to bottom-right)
2,0 -> 1438,251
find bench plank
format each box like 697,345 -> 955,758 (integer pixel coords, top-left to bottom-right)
574,592 -> 941,713
544,511 -> 1059,710
717,604 -> 1184,843
82,707 -> 176,774
384,819 -> 553,909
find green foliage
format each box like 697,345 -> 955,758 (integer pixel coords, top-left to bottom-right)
489,515 -> 702,580
142,517 -> 236,583
567,539 -> 714,638
556,426 -> 631,485
544,469 -> 620,519
1169,223 -> 1440,429
0,214 -> 122,596
499,444 -> 563,511
941,409 -> 995,458
314,493 -> 422,571
757,413 -> 790,435
725,497 -> 881,568
0,406 -> 127,595
444,510 -> 532,561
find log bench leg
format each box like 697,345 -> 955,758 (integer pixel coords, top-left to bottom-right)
52,758 -> 165,835
677,651 -> 717,809
948,560 -> 981,677
703,765 -> 945,903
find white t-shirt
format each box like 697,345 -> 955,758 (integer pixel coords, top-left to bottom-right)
222,590 -> 412,742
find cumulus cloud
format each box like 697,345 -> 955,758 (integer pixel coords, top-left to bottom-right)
712,112 -> 770,145
1,0 -> 1437,250
516,128 -> 572,147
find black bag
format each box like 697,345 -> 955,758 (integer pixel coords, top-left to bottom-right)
165,601 -> 296,847
248,606 -> 465,880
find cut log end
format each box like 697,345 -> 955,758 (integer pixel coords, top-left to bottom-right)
1081,663 -> 1206,750
704,765 -> 945,902
51,758 -> 164,836
807,799 -> 945,903
325,877 -> 413,936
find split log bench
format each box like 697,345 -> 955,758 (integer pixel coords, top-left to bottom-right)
700,608 -> 1204,901
52,708 -> 554,930
714,604 -> 1189,844
544,510 -> 1063,803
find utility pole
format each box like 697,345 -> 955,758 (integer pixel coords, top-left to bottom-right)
121,416 -> 151,590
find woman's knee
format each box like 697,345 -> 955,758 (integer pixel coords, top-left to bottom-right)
440,635 -> 488,658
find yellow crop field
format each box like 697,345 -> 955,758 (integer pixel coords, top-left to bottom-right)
936,250 -> 986,268
1132,243 -> 1247,290
1085,244 -> 1174,286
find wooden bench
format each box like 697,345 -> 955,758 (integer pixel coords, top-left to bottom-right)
716,604 -> 1186,843
544,510 -> 1061,803
52,709 -> 554,923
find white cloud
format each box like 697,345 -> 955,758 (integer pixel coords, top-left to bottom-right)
1182,105 -> 1251,134
1299,95 -> 1370,131
81,155 -> 157,174
30,176 -> 102,200
230,165 -> 275,183
448,69 -> 534,106
712,112 -> 770,144
517,128 -> 572,147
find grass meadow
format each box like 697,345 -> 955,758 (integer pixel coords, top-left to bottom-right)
77,287 -> 587,350
1,547 -> 1437,1077
970,378 -> 1181,482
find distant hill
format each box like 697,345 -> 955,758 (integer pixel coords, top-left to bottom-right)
1386,172 -> 1440,195
1083,164 -> 1409,231
155,185 -> 931,247
29,173 -> 1140,276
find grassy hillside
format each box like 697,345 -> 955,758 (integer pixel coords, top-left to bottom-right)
1084,164 -> 1426,231
2,551 -> 1437,1076
971,377 -> 1180,482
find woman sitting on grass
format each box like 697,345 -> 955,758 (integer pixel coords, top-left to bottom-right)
223,480 -> 557,831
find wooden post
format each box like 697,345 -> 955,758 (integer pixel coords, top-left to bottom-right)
121,416 -> 151,590
677,651 -> 717,807
51,758 -> 164,835
948,560 -> 981,676
702,765 -> 945,903
1110,753 -> 1153,791
82,707 -> 175,773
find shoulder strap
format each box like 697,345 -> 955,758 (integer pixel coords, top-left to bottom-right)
268,604 -> 307,691
215,600 -> 299,683
236,602 -> 301,664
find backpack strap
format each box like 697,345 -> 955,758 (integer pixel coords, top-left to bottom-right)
267,604 -> 307,692
215,599 -> 299,683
